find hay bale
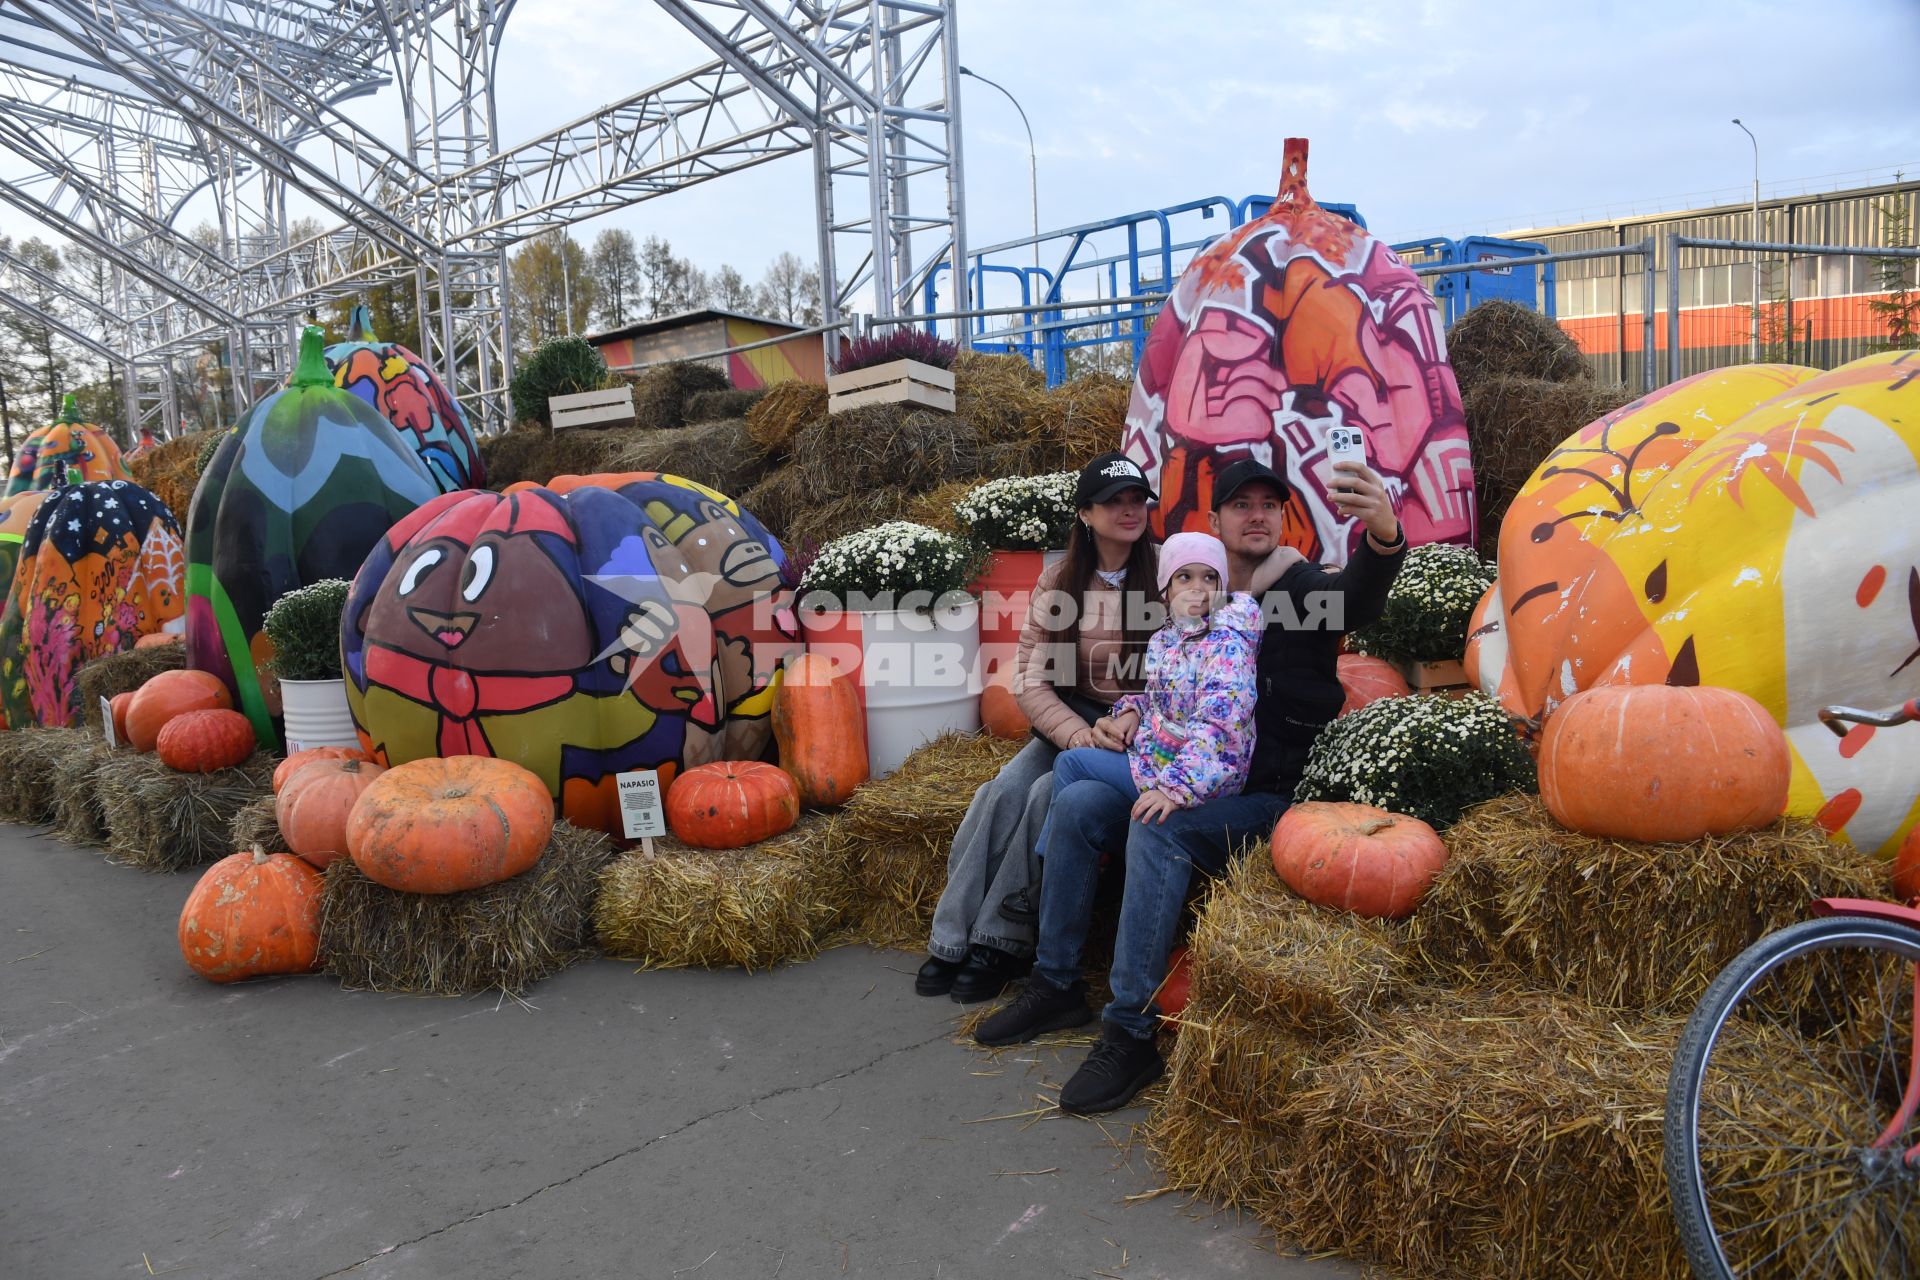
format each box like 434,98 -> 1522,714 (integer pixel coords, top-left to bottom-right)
953,350 -> 1047,444
789,405 -> 985,503
1406,793 -> 1885,1013
903,479 -> 974,534
229,794 -> 283,852
1011,372 -> 1130,473
685,388 -> 765,421
1463,375 -> 1637,558
75,645 -> 186,730
836,733 -> 1024,945
1446,299 -> 1593,393
745,382 -> 829,458
737,467 -> 811,547
0,727 -> 83,823
127,429 -> 219,523
50,733 -> 121,845
95,750 -> 275,872
319,820 -> 615,995
594,815 -> 853,970
605,420 -> 771,498
783,488 -> 920,551
475,423 -> 642,491
631,360 -> 731,430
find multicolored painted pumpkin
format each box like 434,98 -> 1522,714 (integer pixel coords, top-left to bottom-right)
346,755 -> 554,893
187,325 -> 438,749
344,477 -> 798,835
1121,138 -> 1475,562
1466,353 -> 1920,856
324,304 -> 484,493
156,707 -> 257,773
665,760 -> 800,849
0,479 -> 185,728
177,848 -> 323,982
3,394 -> 131,497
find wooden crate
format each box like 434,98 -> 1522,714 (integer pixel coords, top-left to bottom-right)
1398,658 -> 1472,696
826,358 -> 956,414
549,386 -> 635,430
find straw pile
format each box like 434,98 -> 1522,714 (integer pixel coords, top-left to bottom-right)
229,794 -> 283,852
630,360 -> 730,430
736,467 -> 811,547
903,479 -> 973,534
127,429 -> 219,523
0,727 -> 73,823
594,814 -> 854,970
319,820 -> 616,995
1447,300 -> 1593,390
790,405 -> 985,500
76,644 -> 186,730
95,750 -> 275,872
50,732 -> 122,845
744,381 -> 828,458
835,733 -> 1024,946
685,389 -> 765,421
1005,372 -> 1130,473
1406,794 -> 1886,1012
1462,376 -> 1636,557
951,350 -> 1047,445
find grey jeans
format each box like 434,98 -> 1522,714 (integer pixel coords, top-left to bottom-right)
926,736 -> 1056,962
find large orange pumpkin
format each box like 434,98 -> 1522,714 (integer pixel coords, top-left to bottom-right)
277,757 -> 387,869
126,669 -> 232,752
156,708 -> 256,772
1271,801 -> 1448,920
772,655 -> 868,807
1337,654 -> 1411,716
346,755 -> 553,893
980,670 -> 1031,740
177,847 -> 323,982
273,745 -> 374,794
666,761 -> 800,849
1538,685 -> 1790,842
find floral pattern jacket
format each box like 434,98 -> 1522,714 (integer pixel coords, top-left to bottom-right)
1112,592 -> 1261,807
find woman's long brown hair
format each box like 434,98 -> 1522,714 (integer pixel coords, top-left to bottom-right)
1055,508 -> 1161,694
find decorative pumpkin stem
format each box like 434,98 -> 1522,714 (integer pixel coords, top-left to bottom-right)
1360,818 -> 1398,836
251,846 -> 270,865
347,303 -> 376,344
57,392 -> 80,423
290,324 -> 333,389
64,466 -> 83,486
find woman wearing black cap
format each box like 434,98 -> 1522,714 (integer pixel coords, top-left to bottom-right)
916,452 -> 1164,1003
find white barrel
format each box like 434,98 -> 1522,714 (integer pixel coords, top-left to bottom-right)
818,597 -> 980,778
279,678 -> 360,752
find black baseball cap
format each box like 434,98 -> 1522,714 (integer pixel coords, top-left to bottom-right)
1211,458 -> 1290,509
1074,451 -> 1158,506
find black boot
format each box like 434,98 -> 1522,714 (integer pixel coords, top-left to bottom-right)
997,886 -> 1038,924
1059,1023 -> 1164,1115
948,945 -> 1032,1004
974,975 -> 1092,1047
914,954 -> 966,996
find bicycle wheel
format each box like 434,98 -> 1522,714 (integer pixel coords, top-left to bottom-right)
1665,915 -> 1920,1279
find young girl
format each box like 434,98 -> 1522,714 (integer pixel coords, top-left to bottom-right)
1041,530 -> 1260,829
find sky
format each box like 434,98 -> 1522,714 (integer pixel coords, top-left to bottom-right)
5,0 -> 1920,308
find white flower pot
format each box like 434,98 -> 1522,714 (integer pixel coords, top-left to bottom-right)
799,597 -> 981,778
279,677 -> 360,752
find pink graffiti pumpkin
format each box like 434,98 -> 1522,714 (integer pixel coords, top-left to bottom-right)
1122,138 -> 1476,562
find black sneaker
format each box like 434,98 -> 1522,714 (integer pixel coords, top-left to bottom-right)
914,954 -> 966,996
997,886 -> 1038,924
1059,1024 -> 1164,1115
949,945 -> 1033,1005
974,975 -> 1092,1047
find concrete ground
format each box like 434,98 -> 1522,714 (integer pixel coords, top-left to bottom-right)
0,821 -> 1357,1280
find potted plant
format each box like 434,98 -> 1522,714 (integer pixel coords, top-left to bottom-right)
825,329 -> 959,415
264,579 -> 359,751
953,471 -> 1077,680
795,521 -> 983,776
1348,543 -> 1497,693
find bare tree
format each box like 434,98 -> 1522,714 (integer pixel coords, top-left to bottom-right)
590,228 -> 642,330
711,263 -> 755,311
755,252 -> 822,325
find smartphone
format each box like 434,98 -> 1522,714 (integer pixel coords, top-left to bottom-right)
1326,426 -> 1367,469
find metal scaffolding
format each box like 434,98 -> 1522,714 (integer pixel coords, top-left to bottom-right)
0,0 -> 968,436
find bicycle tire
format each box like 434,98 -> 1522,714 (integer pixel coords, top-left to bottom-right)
1664,914 -> 1920,1279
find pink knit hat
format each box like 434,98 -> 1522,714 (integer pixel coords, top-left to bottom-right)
1157,531 -> 1229,594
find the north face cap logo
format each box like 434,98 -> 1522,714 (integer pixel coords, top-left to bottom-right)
1100,460 -> 1142,480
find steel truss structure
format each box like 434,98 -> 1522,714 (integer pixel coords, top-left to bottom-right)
0,0 -> 966,437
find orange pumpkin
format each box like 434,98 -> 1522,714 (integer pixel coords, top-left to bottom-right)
1539,685 -> 1790,842
1892,826 -> 1920,904
126,669 -> 232,752
772,654 -> 868,807
1271,801 -> 1448,919
156,708 -> 256,772
277,757 -> 387,869
346,755 -> 553,893
981,671 -> 1031,740
1337,654 -> 1411,716
177,847 -> 323,982
1158,945 -> 1192,1022
666,761 -> 800,849
135,632 -> 184,650
108,691 -> 135,744
273,745 -> 374,794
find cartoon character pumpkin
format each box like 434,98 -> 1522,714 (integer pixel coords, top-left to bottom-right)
4,394 -> 132,498
1121,138 -> 1475,562
323,303 -> 485,493
1467,351 -> 1920,856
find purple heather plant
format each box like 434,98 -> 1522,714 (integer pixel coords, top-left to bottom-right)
831,328 -> 959,374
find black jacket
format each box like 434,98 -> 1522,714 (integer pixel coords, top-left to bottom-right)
1246,538 -> 1406,798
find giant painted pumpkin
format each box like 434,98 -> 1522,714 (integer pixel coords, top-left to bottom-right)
324,303 -> 484,493
187,325 -> 438,748
0,491 -> 50,725
3,395 -> 131,498
1466,352 -> 1920,856
344,479 -> 798,835
0,479 -> 185,727
1121,138 -> 1475,562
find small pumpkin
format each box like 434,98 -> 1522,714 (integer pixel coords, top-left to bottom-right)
1271,801 -> 1448,920
126,668 -> 233,752
277,756 -> 386,869
666,761 -> 800,849
346,755 -> 553,893
772,654 -> 868,807
981,671 -> 1031,740
177,847 -> 323,982
1158,945 -> 1192,1022
156,708 -> 256,772
273,745 -> 374,794
1538,685 -> 1790,842
1337,654 -> 1411,716
108,691 -> 135,744
1892,825 -> 1920,904
136,632 -> 184,650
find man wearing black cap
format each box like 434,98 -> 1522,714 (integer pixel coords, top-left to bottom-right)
975,454 -> 1407,1115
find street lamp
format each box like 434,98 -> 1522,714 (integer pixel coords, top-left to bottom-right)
1732,118 -> 1760,361
958,66 -> 1039,275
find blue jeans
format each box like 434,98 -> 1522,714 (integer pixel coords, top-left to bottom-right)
1032,747 -> 1138,855
1034,781 -> 1292,1040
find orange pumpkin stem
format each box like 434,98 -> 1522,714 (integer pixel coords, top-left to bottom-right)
1359,818 -> 1398,837
1276,137 -> 1314,208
